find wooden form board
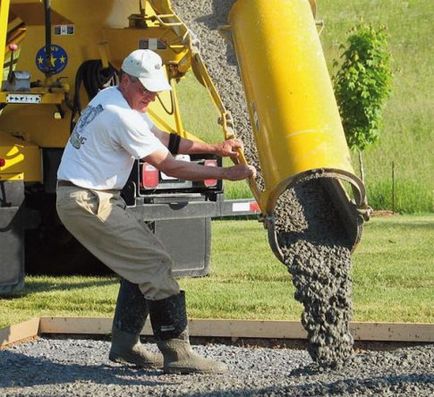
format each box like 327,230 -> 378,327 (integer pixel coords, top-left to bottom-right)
0,318 -> 40,348
39,317 -> 434,343
1,317 -> 433,348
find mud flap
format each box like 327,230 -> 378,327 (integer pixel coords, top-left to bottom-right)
0,181 -> 25,294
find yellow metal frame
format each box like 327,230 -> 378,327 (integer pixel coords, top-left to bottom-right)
0,131 -> 41,181
0,0 -> 11,80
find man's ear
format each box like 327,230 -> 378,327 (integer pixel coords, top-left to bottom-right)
120,73 -> 129,86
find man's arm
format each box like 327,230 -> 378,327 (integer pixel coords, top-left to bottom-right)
151,126 -> 242,159
144,149 -> 256,182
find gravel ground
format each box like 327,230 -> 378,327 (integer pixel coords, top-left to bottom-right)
1,337 -> 433,396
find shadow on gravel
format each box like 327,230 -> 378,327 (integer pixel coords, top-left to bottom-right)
0,350 -> 175,388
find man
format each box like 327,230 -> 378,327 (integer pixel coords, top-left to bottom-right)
56,49 -> 256,374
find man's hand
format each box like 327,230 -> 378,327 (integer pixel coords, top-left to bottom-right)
214,139 -> 244,159
223,164 -> 256,181
145,148 -> 256,182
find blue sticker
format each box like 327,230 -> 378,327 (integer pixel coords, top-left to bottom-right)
35,45 -> 68,74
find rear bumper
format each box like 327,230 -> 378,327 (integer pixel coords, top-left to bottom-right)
128,198 -> 260,221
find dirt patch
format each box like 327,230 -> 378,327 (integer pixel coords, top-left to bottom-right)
371,210 -> 395,217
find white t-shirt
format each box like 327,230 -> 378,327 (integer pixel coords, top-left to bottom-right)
57,86 -> 168,190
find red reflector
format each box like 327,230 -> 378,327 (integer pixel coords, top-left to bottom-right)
0,158 -> 5,167
204,159 -> 218,187
141,163 -> 159,188
249,201 -> 260,213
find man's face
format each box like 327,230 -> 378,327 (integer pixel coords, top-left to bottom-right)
124,75 -> 158,112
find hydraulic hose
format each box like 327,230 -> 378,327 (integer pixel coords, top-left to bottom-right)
70,60 -> 118,133
43,0 -> 52,77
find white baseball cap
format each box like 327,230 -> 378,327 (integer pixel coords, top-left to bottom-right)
121,49 -> 171,92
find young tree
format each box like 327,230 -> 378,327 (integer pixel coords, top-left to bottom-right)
333,24 -> 392,182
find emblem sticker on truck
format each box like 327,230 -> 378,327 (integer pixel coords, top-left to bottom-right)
35,45 -> 68,75
6,94 -> 41,104
54,25 -> 75,36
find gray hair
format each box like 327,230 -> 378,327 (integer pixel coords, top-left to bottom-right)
120,70 -> 140,84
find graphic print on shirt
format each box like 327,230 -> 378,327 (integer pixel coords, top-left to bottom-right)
70,104 -> 104,149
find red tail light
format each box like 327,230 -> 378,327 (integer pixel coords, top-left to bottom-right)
0,158 -> 5,167
204,159 -> 218,187
249,201 -> 260,213
141,162 -> 159,188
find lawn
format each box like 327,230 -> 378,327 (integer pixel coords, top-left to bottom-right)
320,0 -> 434,213
1,215 -> 432,329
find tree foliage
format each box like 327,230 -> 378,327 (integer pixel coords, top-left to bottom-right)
334,24 -> 392,151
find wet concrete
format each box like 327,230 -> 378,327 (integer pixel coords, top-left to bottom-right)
275,180 -> 354,368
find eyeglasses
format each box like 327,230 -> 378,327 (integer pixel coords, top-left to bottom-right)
127,74 -> 154,94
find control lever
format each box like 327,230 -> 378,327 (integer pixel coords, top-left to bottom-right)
7,43 -> 18,83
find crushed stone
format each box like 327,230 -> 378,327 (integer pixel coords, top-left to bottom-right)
1,337 -> 433,396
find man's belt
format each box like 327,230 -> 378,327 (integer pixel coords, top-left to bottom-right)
57,180 -> 76,187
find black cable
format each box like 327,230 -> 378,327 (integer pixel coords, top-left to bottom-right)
43,0 -> 52,77
70,60 -> 118,133
156,91 -> 174,115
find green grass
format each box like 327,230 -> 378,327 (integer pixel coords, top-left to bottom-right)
174,1 -> 434,213
176,75 -> 222,144
320,0 -> 434,213
367,179 -> 433,214
351,215 -> 434,321
1,215 -> 433,329
176,75 -> 251,198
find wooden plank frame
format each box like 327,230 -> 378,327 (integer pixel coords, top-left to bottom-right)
1,317 -> 433,348
0,318 -> 40,347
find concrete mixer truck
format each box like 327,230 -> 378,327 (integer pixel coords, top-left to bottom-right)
0,0 -> 368,294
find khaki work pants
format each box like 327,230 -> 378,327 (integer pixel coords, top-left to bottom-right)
56,185 -> 180,300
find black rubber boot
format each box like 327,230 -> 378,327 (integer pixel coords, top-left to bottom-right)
109,279 -> 163,368
148,291 -> 227,374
